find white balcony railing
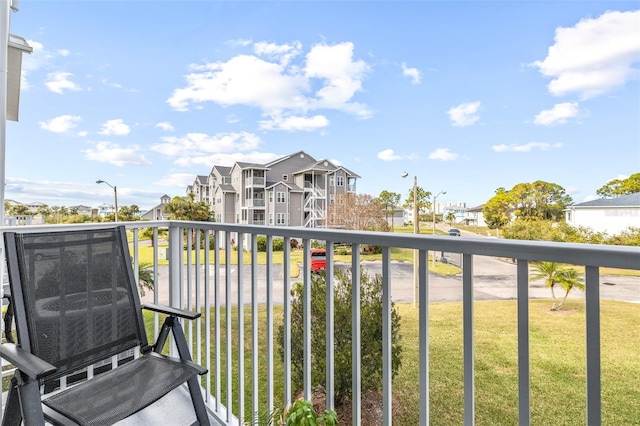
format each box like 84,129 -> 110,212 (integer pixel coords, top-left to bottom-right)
2,220 -> 639,425
246,199 -> 266,208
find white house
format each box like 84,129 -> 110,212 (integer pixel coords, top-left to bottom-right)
565,192 -> 640,235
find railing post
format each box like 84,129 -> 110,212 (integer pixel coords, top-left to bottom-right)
585,266 -> 601,426
462,253 -> 474,425
419,249 -> 429,425
517,259 -> 530,426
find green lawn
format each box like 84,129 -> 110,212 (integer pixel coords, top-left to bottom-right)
145,299 -> 640,425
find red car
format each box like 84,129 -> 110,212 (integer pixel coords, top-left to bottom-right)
310,249 -> 327,273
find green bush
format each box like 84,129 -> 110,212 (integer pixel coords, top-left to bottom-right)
256,236 -> 284,252
277,268 -> 402,404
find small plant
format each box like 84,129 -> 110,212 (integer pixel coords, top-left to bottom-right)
244,400 -> 336,426
285,399 -> 337,426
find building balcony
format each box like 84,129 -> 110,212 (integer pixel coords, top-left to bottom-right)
245,199 -> 266,208
246,177 -> 266,187
2,220 -> 639,425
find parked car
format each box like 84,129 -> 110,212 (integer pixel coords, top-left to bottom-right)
448,228 -> 461,236
310,248 -> 327,273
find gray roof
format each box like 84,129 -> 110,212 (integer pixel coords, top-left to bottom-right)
571,192 -> 640,208
218,184 -> 236,193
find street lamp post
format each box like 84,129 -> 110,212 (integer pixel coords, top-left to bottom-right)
432,190 -> 446,267
402,172 -> 419,308
96,179 -> 118,222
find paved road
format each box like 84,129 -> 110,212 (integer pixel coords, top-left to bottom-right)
141,260 -> 640,306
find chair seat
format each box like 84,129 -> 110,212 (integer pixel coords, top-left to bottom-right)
43,354 -> 202,426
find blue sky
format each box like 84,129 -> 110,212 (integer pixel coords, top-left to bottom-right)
5,1 -> 640,211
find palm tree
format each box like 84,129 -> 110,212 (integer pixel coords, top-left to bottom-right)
445,211 -> 456,225
137,262 -> 155,296
530,261 -> 585,310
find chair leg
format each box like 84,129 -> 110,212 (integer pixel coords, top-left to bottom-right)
2,377 -> 21,426
2,372 -> 46,426
170,319 -> 210,426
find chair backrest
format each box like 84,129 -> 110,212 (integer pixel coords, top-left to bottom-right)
4,226 -> 149,381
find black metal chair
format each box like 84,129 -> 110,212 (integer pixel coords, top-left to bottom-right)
1,226 -> 210,425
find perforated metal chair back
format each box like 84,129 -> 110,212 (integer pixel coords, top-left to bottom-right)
5,227 -> 147,382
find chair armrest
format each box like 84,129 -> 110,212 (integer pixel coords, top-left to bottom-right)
1,343 -> 57,380
142,303 -> 201,320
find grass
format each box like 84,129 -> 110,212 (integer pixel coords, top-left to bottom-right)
134,245 -> 462,277
143,299 -> 640,425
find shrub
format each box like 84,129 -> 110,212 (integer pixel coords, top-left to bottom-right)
277,268 -> 402,404
256,236 -> 285,252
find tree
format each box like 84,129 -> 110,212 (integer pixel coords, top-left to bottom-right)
529,261 -> 585,310
8,204 -> 30,216
483,188 -> 511,231
36,205 -> 51,219
327,193 -> 388,231
509,180 -> 572,221
118,205 -> 141,222
165,194 -> 212,222
596,173 -> 640,198
445,211 -> 456,225
137,262 -> 155,296
403,186 -> 431,225
376,190 -> 401,230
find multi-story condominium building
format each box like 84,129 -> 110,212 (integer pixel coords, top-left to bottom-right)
187,151 -> 359,228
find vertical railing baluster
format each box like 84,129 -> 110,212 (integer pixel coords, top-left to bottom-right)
195,230 -> 201,365
168,225 -> 182,359
585,265 -> 601,426
325,241 -> 335,412
204,229 -> 211,404
187,229 -> 193,352
382,246 -> 392,425
153,227 -> 159,339
214,230 -> 221,413
517,259 -> 530,426
463,253 -> 474,425
419,248 -> 429,425
351,244 -> 361,426
283,236 -> 292,406
302,238 -> 311,401
225,231 -> 232,423
237,232 -> 245,423
251,234 -> 259,419
266,235 -> 274,414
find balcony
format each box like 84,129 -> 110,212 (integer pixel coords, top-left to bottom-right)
246,177 -> 266,187
245,198 -> 266,208
2,220 -> 639,425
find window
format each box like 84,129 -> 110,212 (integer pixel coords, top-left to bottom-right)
216,213 -> 222,222
329,194 -> 335,203
236,213 -> 240,223
337,176 -> 344,186
236,194 -> 240,203
277,192 -> 286,203
276,213 -> 286,225
269,213 -> 273,225
282,174 -> 288,181
269,191 -> 273,203
216,197 -> 222,204
329,175 -> 335,186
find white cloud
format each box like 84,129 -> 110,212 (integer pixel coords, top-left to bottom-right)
39,115 -> 81,133
226,38 -> 253,47
177,152 -> 282,168
46,71 -> 82,94
447,101 -> 481,126
154,173 -> 200,187
226,115 -> 240,124
492,142 -> 563,152
377,149 -> 402,161
155,122 -> 175,132
151,131 -> 263,166
77,131 -> 88,137
428,148 -> 458,161
254,41 -> 302,66
401,62 -> 421,85
167,40 -> 372,124
259,115 -> 329,131
83,142 -> 151,166
99,119 -> 131,136
534,102 -> 580,125
532,10 -> 640,99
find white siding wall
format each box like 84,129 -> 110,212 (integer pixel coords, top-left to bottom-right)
568,207 -> 640,235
